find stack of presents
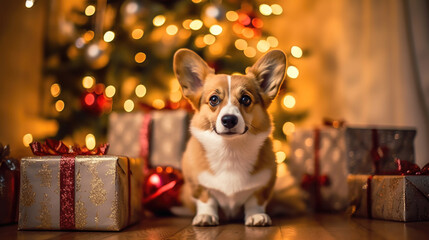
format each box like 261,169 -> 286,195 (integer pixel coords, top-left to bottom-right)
1,111 -> 428,231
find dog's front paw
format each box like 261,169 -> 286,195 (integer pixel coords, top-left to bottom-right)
192,214 -> 219,226
245,213 -> 272,226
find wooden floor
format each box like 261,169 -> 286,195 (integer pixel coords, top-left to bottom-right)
1,214 -> 428,240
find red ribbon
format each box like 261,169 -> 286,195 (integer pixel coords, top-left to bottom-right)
301,128 -> 331,210
29,140 -> 109,230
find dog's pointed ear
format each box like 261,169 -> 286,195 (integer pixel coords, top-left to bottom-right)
248,50 -> 286,104
173,49 -> 214,109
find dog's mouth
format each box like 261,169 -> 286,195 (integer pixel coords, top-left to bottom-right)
214,126 -> 248,136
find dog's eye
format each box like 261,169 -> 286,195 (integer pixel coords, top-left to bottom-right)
240,95 -> 252,107
209,95 -> 220,107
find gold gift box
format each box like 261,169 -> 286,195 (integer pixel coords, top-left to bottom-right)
348,174 -> 429,222
18,155 -> 142,231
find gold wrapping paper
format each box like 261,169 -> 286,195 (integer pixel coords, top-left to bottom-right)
18,155 -> 142,231
348,174 -> 429,222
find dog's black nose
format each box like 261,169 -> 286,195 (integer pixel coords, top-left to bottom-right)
221,115 -> 238,129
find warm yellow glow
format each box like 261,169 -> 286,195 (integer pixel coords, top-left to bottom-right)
226,11 -> 239,22
235,39 -> 248,50
25,0 -> 34,8
152,99 -> 165,109
194,35 -> 206,48
291,46 -> 303,58
82,76 -> 95,89
282,122 -> 295,136
271,4 -> 283,15
170,91 -> 182,102
267,36 -> 279,48
257,40 -> 270,53
190,20 -> 203,30
103,31 -> 115,43
23,133 -> 33,147
209,25 -> 222,35
131,29 -> 144,39
259,4 -> 272,16
166,25 -> 178,35
83,30 -> 95,42
209,44 -> 223,56
242,28 -> 254,38
287,66 -> 299,79
135,84 -> 146,98
170,80 -> 181,92
153,15 -> 166,27
85,134 -> 96,150
283,95 -> 296,108
50,83 -> 61,97
135,52 -> 146,63
272,139 -> 282,152
182,19 -> 192,29
105,85 -> 116,98
124,99 -> 135,112
85,5 -> 96,16
275,151 -> 286,164
55,100 -> 65,112
244,47 -> 256,58
203,34 -> 216,45
192,0 -> 202,3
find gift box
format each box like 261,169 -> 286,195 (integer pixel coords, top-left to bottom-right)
348,173 -> 429,222
0,144 -> 20,225
289,127 -> 348,211
18,141 -> 143,231
289,126 -> 417,212
108,110 -> 189,169
345,127 -> 417,174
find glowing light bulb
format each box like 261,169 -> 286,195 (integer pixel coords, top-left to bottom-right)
291,46 -> 303,58
226,11 -> 239,22
103,31 -> 115,42
152,99 -> 165,109
50,83 -> 61,97
153,15 -> 166,27
135,84 -> 146,97
25,0 -> 34,8
190,20 -> 203,30
166,25 -> 178,35
131,29 -> 144,39
259,4 -> 272,16
209,25 -> 222,35
257,40 -> 270,53
85,134 -> 96,150
135,52 -> 146,63
55,100 -> 65,112
235,39 -> 248,50
271,4 -> 283,15
287,66 -> 299,79
275,151 -> 286,164
105,85 -> 116,98
124,99 -> 134,112
283,95 -> 296,108
85,5 -> 96,16
282,122 -> 295,136
82,76 -> 95,89
203,34 -> 216,45
23,133 -> 33,147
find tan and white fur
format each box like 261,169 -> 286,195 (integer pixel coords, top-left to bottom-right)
173,49 -> 286,226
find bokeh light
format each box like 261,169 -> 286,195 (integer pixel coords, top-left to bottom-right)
287,66 -> 299,79
55,100 -> 65,112
124,99 -> 134,112
135,52 -> 146,63
82,76 -> 95,89
23,133 -> 33,147
85,134 -> 96,150
135,84 -> 147,97
105,85 -> 116,98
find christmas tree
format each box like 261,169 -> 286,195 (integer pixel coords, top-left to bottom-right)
29,0 -> 307,163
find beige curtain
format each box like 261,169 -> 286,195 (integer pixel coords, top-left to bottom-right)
269,0 -> 429,166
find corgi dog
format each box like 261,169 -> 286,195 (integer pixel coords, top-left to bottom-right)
173,49 -> 286,226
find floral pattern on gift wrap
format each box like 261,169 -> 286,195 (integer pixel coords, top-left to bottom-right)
37,163 -> 52,188
37,193 -> 52,229
75,199 -> 87,229
87,161 -> 107,206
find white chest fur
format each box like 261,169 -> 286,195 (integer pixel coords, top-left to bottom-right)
191,127 -> 272,214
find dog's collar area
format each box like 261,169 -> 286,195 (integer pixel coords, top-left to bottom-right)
214,126 -> 248,136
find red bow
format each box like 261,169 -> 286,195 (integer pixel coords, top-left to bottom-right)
30,139 -> 109,156
393,159 -> 429,175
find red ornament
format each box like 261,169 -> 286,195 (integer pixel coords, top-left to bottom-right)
143,166 -> 183,215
